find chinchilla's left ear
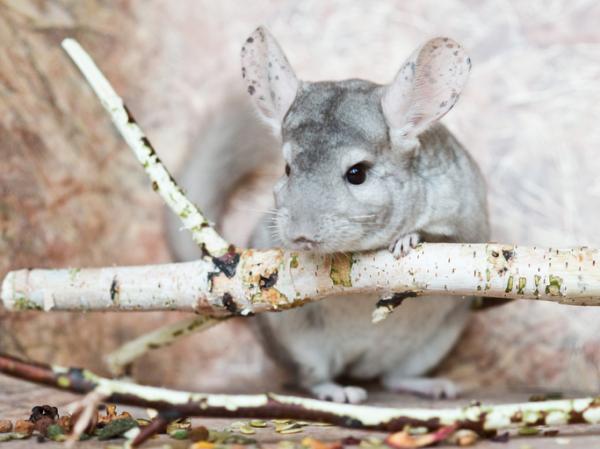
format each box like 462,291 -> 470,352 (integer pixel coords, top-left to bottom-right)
241,26 -> 299,134
382,37 -> 471,150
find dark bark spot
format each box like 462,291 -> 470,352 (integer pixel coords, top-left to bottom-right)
375,291 -> 417,309
502,249 -> 514,261
212,250 -> 240,278
123,104 -> 136,123
222,293 -> 237,314
110,277 -> 119,302
259,271 -> 278,289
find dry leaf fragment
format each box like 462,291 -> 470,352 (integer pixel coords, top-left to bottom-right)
386,425 -> 457,449
191,442 -> 215,449
301,437 -> 343,449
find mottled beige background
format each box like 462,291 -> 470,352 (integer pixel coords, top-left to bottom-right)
1,0 -> 600,396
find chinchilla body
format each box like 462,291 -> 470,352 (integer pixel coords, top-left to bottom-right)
167,28 -> 489,403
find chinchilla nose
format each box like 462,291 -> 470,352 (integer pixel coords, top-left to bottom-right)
293,236 -> 316,244
291,235 -> 319,250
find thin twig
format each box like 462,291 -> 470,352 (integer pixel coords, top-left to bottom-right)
2,352 -> 600,436
105,315 -> 222,376
61,38 -> 230,258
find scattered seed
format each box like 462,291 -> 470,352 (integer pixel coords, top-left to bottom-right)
272,419 -> 292,424
239,425 -> 256,435
249,419 -> 267,428
169,429 -> 189,440
279,427 -> 304,435
276,422 -> 303,433
518,426 -> 540,436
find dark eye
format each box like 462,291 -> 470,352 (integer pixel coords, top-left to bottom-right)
285,164 -> 291,176
345,163 -> 368,185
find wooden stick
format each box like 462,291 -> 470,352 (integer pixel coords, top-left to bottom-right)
2,352 -> 600,436
3,245 -> 600,316
61,38 -> 230,258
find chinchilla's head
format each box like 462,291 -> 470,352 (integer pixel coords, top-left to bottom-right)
241,27 -> 471,253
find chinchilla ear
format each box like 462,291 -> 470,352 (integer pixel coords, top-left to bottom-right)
241,26 -> 299,133
381,37 -> 471,150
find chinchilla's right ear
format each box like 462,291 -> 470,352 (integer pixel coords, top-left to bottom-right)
241,26 -> 299,134
382,37 -> 471,151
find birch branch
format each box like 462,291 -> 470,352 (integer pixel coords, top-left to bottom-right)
2,244 -> 600,315
61,38 -> 230,258
2,352 -> 600,437
105,316 -> 220,376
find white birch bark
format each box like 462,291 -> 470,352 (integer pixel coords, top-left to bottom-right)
3,244 -> 599,314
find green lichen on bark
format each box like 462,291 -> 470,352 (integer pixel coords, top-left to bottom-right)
329,254 -> 353,287
517,277 -> 527,294
13,297 -> 42,311
290,253 -> 299,269
505,275 -> 514,293
545,275 -> 563,296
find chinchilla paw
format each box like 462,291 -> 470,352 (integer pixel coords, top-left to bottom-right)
389,232 -> 420,258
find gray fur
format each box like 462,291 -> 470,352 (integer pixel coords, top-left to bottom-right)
168,27 -> 489,402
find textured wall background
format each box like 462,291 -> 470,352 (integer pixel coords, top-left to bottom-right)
1,0 -> 600,395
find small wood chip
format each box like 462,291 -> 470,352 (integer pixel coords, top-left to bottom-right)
14,420 -> 34,435
0,420 -> 12,433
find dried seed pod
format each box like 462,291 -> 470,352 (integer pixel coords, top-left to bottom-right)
29,405 -> 59,422
188,426 -> 209,442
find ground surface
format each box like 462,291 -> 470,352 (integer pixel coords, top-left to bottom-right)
1,376 -> 599,449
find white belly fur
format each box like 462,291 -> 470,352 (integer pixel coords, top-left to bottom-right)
258,293 -> 470,385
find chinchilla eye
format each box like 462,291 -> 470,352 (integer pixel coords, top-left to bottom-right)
285,164 -> 291,176
345,163 -> 368,185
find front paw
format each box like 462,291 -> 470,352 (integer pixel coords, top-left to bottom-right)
310,382 -> 368,404
389,232 -> 420,259
382,376 -> 459,399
